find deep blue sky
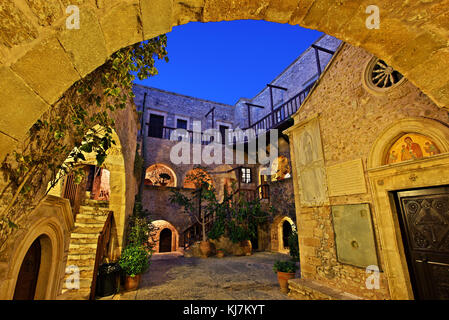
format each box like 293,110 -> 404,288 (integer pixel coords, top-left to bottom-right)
134,20 -> 323,106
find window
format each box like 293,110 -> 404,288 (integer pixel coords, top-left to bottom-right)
176,119 -> 188,130
241,167 -> 252,184
364,57 -> 405,93
148,114 -> 164,138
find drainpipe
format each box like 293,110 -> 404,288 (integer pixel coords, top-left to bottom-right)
139,92 -> 148,197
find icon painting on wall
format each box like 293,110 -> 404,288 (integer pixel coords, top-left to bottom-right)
386,133 -> 441,165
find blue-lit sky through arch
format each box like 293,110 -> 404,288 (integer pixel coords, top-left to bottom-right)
134,20 -> 323,106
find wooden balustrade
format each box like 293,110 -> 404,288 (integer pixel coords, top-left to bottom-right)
89,211 -> 113,300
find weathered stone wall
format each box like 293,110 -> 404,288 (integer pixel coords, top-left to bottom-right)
289,43 -> 449,300
134,85 -> 235,133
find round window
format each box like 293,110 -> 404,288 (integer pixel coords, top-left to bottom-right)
364,57 -> 405,93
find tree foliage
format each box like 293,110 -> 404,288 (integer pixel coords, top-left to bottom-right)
0,36 -> 169,252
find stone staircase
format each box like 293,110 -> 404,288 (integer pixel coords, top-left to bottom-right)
61,205 -> 110,299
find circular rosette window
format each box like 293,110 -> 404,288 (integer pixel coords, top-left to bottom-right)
364,57 -> 405,94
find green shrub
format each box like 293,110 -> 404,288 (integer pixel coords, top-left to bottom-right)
118,245 -> 150,277
273,260 -> 299,273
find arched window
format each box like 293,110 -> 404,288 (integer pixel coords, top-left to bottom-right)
145,164 -> 177,187
183,168 -> 213,189
385,133 -> 441,165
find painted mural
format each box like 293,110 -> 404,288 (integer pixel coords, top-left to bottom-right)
386,133 -> 440,165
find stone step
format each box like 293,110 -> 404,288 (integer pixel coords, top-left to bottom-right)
74,221 -> 105,229
70,237 -> 98,245
63,269 -> 94,280
83,199 -> 109,208
59,288 -> 91,300
79,206 -> 111,214
75,216 -> 108,225
65,264 -> 95,272
70,231 -> 101,238
68,253 -> 96,261
76,211 -> 109,219
69,242 -> 98,250
62,278 -> 92,290
67,258 -> 95,268
72,226 -> 103,234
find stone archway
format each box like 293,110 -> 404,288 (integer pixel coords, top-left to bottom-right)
151,220 -> 179,253
145,163 -> 177,187
271,215 -> 295,254
0,195 -> 73,300
1,1 -> 449,161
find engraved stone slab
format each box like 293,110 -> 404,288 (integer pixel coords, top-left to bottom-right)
327,159 -> 367,197
292,117 -> 329,207
331,204 -> 378,268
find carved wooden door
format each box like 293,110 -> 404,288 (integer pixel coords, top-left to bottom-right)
396,187 -> 449,300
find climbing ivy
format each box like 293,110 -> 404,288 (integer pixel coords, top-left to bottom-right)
0,35 -> 169,252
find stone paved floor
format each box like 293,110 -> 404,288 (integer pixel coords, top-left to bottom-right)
115,251 -> 296,300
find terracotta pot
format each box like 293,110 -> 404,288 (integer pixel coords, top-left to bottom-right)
277,271 -> 295,294
240,240 -> 252,256
124,274 -> 141,291
199,241 -> 212,258
216,249 -> 224,258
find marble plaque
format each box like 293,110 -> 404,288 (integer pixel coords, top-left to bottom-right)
331,204 -> 379,268
326,159 -> 367,197
292,117 -> 329,207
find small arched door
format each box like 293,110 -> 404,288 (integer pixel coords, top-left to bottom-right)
282,221 -> 292,249
13,238 -> 41,300
159,228 -> 172,253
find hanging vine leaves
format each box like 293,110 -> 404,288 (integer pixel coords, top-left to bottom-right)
0,35 -> 169,252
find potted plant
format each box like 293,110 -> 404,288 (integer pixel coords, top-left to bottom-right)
273,260 -> 299,294
216,248 -> 225,258
118,244 -> 150,291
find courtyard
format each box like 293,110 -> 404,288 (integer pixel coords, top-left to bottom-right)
113,252 -> 295,300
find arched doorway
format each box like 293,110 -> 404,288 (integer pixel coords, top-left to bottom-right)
282,220 -> 293,249
159,228 -> 172,253
183,168 -> 213,189
271,215 -> 295,254
368,118 -> 449,299
13,238 -> 41,300
151,220 -> 179,253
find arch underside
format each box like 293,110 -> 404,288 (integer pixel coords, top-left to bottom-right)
1,0 -> 449,161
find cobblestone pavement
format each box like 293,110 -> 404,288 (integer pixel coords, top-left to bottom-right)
117,252 -> 296,300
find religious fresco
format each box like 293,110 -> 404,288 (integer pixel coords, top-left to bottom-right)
145,164 -> 176,187
386,133 -> 441,165
293,117 -> 329,207
271,156 -> 291,181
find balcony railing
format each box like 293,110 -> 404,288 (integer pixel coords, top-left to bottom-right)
246,81 -> 316,134
146,81 -> 316,145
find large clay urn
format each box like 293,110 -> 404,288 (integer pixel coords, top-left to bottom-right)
199,240 -> 212,258
240,240 -> 252,256
276,271 -> 295,294
124,274 -> 141,291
